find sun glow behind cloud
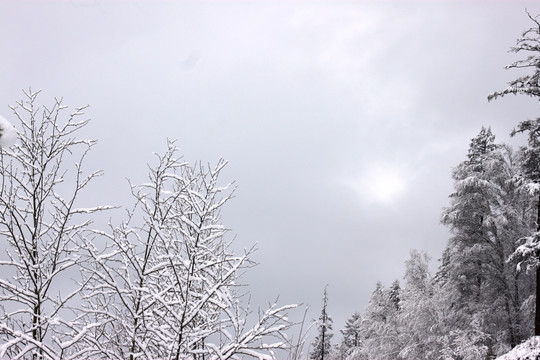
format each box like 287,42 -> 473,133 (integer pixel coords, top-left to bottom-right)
345,164 -> 409,205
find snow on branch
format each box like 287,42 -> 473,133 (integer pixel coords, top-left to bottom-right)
0,91 -> 110,359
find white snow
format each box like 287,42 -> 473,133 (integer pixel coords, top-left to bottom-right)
0,116 -> 17,148
496,336 -> 540,360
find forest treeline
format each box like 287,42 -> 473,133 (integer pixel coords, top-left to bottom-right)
309,11 -> 540,360
314,127 -> 537,360
335,125 -> 537,359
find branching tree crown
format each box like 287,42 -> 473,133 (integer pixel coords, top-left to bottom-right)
0,91 -> 298,360
488,11 -> 540,102
0,90 -> 109,359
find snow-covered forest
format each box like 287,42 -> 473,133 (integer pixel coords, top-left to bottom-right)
328,124 -> 540,359
312,11 -> 540,360
3,3 -> 540,360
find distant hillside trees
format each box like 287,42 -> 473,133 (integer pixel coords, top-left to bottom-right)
339,128 -> 537,359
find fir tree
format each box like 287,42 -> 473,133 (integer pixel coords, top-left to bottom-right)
340,312 -> 361,356
388,280 -> 401,310
310,286 -> 333,360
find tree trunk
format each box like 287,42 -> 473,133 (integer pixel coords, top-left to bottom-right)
536,266 -> 540,335
534,195 -> 540,335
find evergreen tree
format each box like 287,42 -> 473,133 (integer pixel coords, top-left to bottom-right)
488,11 -> 540,102
359,281 -> 402,360
388,280 -> 401,310
310,286 -> 334,360
349,126 -> 537,359
509,119 -> 540,337
340,312 -> 361,357
489,10 -> 540,336
440,128 -> 535,353
398,250 -> 442,360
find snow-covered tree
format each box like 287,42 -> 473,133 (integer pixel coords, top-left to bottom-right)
507,119 -> 540,336
440,128 -> 535,351
0,90 -> 109,359
310,286 -> 333,360
489,10 -> 540,336
488,11 -> 540,102
398,250 -> 445,360
356,281 -> 402,360
287,306 -> 315,360
340,312 -> 361,357
79,141 -> 295,359
346,129 -> 536,358
495,336 -> 540,360
0,90 -> 298,359
387,280 -> 400,310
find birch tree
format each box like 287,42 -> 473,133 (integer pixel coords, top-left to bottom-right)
0,90 -> 108,359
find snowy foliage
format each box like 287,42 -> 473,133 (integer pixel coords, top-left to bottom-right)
440,128 -> 535,351
514,232 -> 540,272
490,10 -> 540,339
495,336 -> 540,360
488,12 -> 540,101
350,281 -> 402,360
341,13 -> 540,360
0,115 -> 17,148
340,312 -> 361,356
340,128 -> 537,359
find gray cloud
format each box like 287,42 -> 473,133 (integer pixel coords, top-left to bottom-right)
1,0 -> 539,342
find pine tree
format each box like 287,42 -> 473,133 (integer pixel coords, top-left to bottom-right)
310,286 -> 333,360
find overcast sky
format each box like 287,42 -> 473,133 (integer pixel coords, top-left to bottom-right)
2,0 -> 540,344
